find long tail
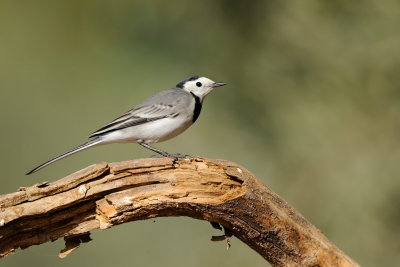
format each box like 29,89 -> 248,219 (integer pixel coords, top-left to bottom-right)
26,138 -> 103,175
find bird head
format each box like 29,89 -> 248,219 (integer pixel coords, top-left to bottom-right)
177,76 -> 226,101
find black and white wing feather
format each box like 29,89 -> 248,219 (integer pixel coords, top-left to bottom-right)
88,102 -> 179,138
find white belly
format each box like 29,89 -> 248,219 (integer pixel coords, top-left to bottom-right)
99,116 -> 193,144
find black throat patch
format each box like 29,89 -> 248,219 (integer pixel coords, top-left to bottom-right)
190,92 -> 202,123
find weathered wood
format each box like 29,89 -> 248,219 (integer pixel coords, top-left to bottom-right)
0,157 -> 359,267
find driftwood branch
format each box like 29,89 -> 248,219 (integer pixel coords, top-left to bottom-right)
0,157 -> 359,266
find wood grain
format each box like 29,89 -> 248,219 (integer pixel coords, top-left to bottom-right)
0,158 -> 359,267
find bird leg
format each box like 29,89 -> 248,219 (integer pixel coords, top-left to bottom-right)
138,142 -> 169,157
138,142 -> 190,159
169,153 -> 191,158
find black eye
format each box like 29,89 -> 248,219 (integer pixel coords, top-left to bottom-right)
196,82 -> 202,87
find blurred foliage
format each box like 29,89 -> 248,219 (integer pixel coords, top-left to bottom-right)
1,0 -> 400,266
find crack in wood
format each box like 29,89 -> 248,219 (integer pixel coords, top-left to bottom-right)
0,158 -> 360,267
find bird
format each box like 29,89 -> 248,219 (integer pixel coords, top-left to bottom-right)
26,76 -> 226,175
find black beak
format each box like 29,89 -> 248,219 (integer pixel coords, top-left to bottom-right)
212,82 -> 227,88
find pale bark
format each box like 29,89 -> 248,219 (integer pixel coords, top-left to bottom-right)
0,158 -> 359,267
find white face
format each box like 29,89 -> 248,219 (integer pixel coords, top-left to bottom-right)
181,77 -> 225,101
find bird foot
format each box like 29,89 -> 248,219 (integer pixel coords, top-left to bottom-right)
166,153 -> 191,159
150,153 -> 191,159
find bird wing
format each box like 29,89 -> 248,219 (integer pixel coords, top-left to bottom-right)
88,103 -> 179,138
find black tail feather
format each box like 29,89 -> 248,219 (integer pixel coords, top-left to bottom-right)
26,138 -> 102,175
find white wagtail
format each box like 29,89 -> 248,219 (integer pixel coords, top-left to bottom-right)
26,76 -> 226,175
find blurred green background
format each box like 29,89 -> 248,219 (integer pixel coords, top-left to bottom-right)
1,0 -> 400,266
